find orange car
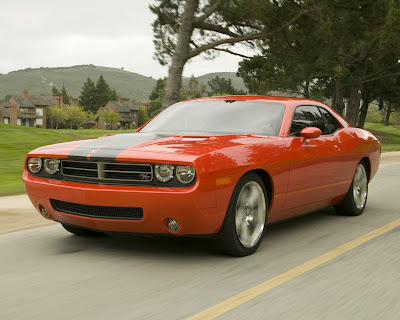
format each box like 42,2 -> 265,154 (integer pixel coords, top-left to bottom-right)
23,96 -> 380,256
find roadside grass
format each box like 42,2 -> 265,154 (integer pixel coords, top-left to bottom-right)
364,122 -> 400,152
0,122 -> 399,196
0,124 -> 134,196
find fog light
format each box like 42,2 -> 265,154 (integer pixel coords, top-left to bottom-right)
41,206 -> 49,217
167,218 -> 180,232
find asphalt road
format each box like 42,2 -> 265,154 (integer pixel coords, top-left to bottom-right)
1,162 -> 400,320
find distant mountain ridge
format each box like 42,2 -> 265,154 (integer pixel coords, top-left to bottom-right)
0,65 -> 246,102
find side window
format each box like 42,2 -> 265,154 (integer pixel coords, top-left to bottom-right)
290,106 -> 325,136
319,107 -> 341,134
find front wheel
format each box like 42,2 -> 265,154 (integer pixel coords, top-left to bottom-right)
219,172 -> 268,256
335,162 -> 368,216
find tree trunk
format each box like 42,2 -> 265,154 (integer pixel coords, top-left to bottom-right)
162,0 -> 199,109
303,81 -> 310,98
357,90 -> 370,128
384,102 -> 392,126
332,80 -> 345,116
346,48 -> 370,126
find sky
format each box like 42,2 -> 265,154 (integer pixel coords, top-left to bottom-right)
0,0 -> 245,78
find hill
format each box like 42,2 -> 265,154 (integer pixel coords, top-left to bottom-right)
0,66 -> 247,102
182,72 -> 247,93
0,65 -> 157,102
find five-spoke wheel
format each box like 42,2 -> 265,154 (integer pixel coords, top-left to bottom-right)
219,172 -> 268,256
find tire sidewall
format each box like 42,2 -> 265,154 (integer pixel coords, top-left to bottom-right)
220,172 -> 268,256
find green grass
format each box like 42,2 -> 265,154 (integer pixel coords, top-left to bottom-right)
0,124 -> 134,196
364,122 -> 400,152
1,122 -> 399,196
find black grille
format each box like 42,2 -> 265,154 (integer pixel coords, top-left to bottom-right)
51,199 -> 143,220
61,160 -> 153,184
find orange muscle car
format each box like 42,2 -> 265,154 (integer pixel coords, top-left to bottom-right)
23,96 -> 381,256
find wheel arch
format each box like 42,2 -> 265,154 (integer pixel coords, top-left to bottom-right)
360,156 -> 371,181
248,168 -> 273,211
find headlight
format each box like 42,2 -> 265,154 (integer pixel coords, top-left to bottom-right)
44,158 -> 59,174
28,157 -> 42,173
176,165 -> 196,184
155,164 -> 174,182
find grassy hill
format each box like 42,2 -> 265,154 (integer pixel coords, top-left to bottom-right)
0,66 -> 247,103
0,65 -> 157,102
182,72 -> 247,93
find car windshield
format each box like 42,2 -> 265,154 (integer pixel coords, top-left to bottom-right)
140,100 -> 285,136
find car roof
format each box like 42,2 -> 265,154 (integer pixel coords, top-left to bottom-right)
187,95 -> 325,104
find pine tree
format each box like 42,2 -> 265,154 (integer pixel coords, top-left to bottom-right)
94,74 -> 114,108
52,86 -> 61,96
79,77 -> 97,112
61,85 -> 70,105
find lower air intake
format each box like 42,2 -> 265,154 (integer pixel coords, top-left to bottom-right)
51,199 -> 143,220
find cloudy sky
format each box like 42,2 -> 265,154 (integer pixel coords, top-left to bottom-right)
0,0 -> 245,78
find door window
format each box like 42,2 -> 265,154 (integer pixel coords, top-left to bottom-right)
290,105 -> 341,136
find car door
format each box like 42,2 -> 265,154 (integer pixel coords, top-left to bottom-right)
283,105 -> 343,211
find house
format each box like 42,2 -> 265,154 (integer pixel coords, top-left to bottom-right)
0,89 -> 63,128
97,96 -> 139,129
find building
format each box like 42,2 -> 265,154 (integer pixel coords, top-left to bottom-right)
97,96 -> 139,129
0,89 -> 63,128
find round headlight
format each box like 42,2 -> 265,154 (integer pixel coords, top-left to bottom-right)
155,164 -> 174,182
28,157 -> 42,173
176,165 -> 196,184
44,158 -> 59,175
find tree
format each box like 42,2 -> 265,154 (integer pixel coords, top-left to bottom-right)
79,77 -> 97,112
47,106 -> 67,129
65,105 -> 87,129
79,75 -> 118,113
101,109 -> 121,129
148,78 -> 166,117
61,85 -> 70,105
94,75 -> 117,108
52,86 -> 61,97
236,0 -> 400,127
180,75 -> 206,100
150,0 -> 304,109
207,76 -> 246,96
138,105 -> 150,127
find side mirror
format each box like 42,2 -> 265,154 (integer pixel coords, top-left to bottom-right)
300,127 -> 322,140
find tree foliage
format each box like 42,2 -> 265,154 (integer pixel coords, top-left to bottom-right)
47,106 -> 67,129
207,76 -> 246,96
138,105 -> 150,127
79,75 -> 118,113
65,105 -> 89,129
236,0 -> 400,127
61,85 -> 70,105
148,78 -> 166,118
180,76 -> 206,100
47,105 -> 91,129
150,0 -> 304,108
101,109 -> 121,129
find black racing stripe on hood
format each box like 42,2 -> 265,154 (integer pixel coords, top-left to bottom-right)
68,133 -> 169,161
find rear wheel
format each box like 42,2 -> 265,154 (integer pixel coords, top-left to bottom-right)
219,172 -> 268,256
335,162 -> 368,216
61,223 -> 104,237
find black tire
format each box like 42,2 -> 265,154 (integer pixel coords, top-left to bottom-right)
335,161 -> 368,216
61,223 -> 104,237
218,172 -> 268,257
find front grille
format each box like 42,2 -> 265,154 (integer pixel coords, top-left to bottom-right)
61,160 -> 153,184
51,199 -> 143,220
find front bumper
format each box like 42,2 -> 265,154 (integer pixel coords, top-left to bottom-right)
23,171 -> 223,235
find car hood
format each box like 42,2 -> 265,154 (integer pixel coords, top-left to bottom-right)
30,132 -> 272,163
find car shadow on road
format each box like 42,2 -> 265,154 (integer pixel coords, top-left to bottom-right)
44,206 -> 348,261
